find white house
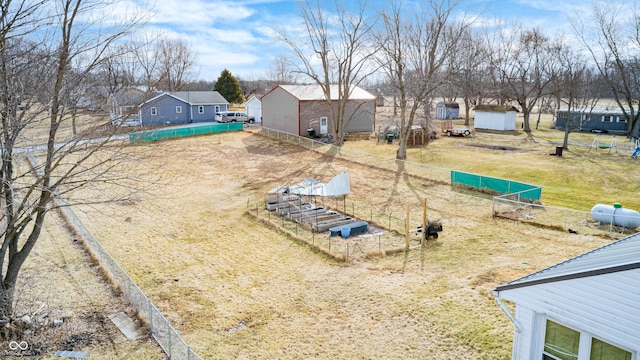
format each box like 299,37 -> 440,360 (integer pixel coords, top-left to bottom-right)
474,105 -> 517,131
243,95 -> 262,123
493,232 -> 640,360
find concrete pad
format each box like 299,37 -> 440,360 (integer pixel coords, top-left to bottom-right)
108,312 -> 146,340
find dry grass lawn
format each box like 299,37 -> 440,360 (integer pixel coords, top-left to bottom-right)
7,207 -> 166,359
68,127 -> 615,359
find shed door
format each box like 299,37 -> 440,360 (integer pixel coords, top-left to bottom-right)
320,117 -> 328,134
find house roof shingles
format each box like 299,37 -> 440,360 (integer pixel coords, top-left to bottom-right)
168,91 -> 228,105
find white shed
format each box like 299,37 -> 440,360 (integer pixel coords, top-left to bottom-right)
474,105 -> 517,131
493,232 -> 640,360
243,95 -> 262,123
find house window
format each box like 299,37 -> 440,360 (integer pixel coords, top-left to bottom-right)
176,106 -> 182,114
590,337 -> 632,360
215,105 -> 220,113
542,319 -> 632,360
543,320 -> 579,360
617,116 -> 627,123
602,115 -> 612,122
150,107 -> 157,116
198,106 -> 204,114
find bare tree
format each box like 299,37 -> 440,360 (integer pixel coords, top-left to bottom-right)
155,38 -> 196,91
453,28 -> 490,125
490,26 -> 559,134
377,0 -> 471,159
278,0 -> 381,146
573,2 -> 640,138
268,55 -> 297,84
130,33 -> 161,91
0,0 -> 145,329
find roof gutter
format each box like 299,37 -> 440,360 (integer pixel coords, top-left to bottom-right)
492,291 -> 521,333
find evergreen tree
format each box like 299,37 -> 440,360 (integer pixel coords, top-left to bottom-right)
214,69 -> 244,103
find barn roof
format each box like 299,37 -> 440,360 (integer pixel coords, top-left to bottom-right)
278,84 -> 375,101
494,232 -> 640,293
474,104 -> 518,113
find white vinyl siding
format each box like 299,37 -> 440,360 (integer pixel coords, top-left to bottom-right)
501,271 -> 640,359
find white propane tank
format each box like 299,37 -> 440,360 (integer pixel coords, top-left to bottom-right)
590,203 -> 640,229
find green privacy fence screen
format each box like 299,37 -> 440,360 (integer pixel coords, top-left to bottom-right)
129,122 -> 243,142
451,170 -> 542,201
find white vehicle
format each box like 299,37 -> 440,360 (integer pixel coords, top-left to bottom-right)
216,111 -> 255,123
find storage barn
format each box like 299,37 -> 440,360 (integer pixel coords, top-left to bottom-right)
261,84 -> 376,137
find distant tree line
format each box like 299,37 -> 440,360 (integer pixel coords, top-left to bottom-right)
273,0 -> 640,154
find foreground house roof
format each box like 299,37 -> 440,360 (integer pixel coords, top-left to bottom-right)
494,232 -> 640,292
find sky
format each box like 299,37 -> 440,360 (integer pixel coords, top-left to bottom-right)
123,0 -> 596,82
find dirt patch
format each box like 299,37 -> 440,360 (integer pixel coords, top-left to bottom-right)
460,143 -> 528,152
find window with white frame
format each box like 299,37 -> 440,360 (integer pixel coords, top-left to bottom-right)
602,115 -> 612,122
176,106 -> 182,114
150,107 -> 157,116
198,106 -> 204,114
617,116 -> 627,123
542,319 -> 632,360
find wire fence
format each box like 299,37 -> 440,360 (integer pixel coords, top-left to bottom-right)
26,153 -> 201,360
492,192 -> 636,237
247,195 -> 435,262
255,127 -> 635,237
257,128 -> 451,184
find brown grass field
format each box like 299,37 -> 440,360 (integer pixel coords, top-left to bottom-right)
71,117 -> 627,359
13,105 -> 640,359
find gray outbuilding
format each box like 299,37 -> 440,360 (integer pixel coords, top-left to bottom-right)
261,84 -> 376,137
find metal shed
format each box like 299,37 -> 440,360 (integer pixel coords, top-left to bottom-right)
473,104 -> 517,131
261,84 -> 376,137
243,95 -> 262,123
435,102 -> 460,119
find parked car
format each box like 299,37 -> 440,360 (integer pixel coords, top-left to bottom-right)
216,111 -> 255,123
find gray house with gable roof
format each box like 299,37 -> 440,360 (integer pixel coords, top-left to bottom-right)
138,91 -> 229,126
493,233 -> 640,360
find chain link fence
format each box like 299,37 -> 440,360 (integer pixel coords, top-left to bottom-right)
27,153 -> 202,360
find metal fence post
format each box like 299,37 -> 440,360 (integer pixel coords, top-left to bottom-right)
149,299 -> 153,334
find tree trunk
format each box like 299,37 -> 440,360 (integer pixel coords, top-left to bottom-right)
522,107 -> 532,133
464,97 -> 471,126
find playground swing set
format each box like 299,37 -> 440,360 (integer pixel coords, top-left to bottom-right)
588,134 -> 640,159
